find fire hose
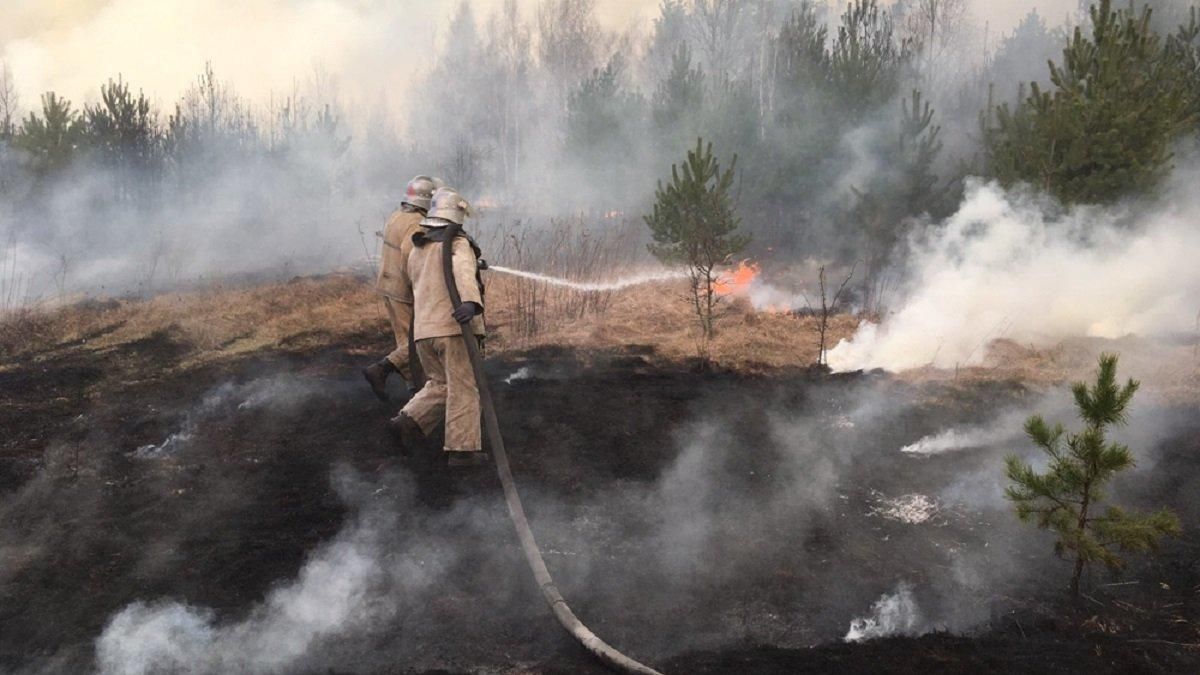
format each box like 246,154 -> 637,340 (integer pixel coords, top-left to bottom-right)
440,222 -> 664,675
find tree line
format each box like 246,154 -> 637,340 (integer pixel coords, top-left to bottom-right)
0,1 -> 1198,295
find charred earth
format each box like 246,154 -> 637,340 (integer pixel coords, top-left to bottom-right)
1,320 -> 1198,674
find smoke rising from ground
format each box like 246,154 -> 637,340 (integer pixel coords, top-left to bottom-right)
900,406 -> 1033,456
95,468 -> 436,675
828,171 -> 1200,372
844,582 -> 922,641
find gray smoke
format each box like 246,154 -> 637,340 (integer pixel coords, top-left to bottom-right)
40,359 -> 1191,673
829,166 -> 1200,372
95,468 -> 438,675
0,1 -> 1109,307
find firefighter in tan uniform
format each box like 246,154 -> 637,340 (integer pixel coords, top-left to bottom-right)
389,187 -> 487,466
363,175 -> 440,401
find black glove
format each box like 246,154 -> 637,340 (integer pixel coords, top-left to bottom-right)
452,302 -> 481,324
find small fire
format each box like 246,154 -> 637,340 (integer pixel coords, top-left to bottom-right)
713,260 -> 796,314
713,260 -> 760,296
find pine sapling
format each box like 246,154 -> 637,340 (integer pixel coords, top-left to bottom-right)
1005,353 -> 1180,596
644,137 -> 747,347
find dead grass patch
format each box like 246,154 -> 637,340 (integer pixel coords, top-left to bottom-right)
12,273 -> 1189,400
899,337 -> 1200,403
1,273 -> 858,374
484,274 -> 857,371
0,275 -> 381,368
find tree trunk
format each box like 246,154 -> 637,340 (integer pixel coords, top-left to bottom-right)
1070,554 -> 1084,597
1071,481 -> 1092,597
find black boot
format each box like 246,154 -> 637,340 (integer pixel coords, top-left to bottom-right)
387,412 -> 426,456
446,451 -> 490,468
363,359 -> 396,401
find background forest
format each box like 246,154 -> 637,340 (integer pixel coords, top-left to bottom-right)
1,0 -> 1198,306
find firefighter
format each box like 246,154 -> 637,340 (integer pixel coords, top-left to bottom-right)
390,187 -> 487,467
363,175 -> 440,401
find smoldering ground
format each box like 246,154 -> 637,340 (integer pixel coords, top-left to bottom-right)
2,341 -> 1197,674
828,162 -> 1200,372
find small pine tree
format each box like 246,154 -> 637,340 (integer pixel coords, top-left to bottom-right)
644,137 -> 747,344
984,0 -> 1196,204
850,88 -> 947,310
84,78 -> 161,205
1005,354 -> 1180,596
829,0 -> 915,122
15,92 -> 84,177
564,54 -> 646,200
651,43 -> 704,144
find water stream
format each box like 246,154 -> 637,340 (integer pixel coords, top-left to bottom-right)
486,265 -> 686,292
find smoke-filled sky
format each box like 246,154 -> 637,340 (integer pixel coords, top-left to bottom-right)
1,0 -> 1077,115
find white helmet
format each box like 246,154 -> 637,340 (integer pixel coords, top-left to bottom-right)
421,187 -> 471,227
402,175 -> 438,211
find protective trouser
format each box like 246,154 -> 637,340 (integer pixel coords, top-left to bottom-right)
400,336 -> 481,453
382,297 -> 417,381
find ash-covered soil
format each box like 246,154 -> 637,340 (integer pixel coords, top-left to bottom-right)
0,327 -> 1198,674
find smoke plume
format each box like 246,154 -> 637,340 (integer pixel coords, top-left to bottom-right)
95,467 -> 437,675
828,172 -> 1200,372
844,582 -> 922,641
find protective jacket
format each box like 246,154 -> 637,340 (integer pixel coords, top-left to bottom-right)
376,207 -> 424,300
375,207 -> 425,375
404,226 -> 485,340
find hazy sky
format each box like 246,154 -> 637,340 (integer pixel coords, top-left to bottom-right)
0,0 -> 1079,115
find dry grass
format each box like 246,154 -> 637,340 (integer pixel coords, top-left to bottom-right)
0,273 -> 856,374
485,273 -> 857,371
5,273 -> 1193,402
899,336 -> 1200,404
0,275 -> 381,370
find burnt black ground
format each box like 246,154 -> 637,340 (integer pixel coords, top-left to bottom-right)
0,327 -> 1198,674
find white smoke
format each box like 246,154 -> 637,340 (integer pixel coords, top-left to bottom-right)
1,0 -> 439,114
94,469 -> 446,675
133,375 -> 322,459
828,175 -> 1200,372
900,424 -> 1020,457
844,582 -> 923,642
504,365 -> 532,384
2,1 -> 1064,109
744,276 -> 811,313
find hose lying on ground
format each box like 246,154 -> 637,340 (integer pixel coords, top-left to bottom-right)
440,222 -> 664,675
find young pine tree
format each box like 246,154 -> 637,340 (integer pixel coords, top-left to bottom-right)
850,89 -> 947,311
16,92 -> 84,177
985,0 -> 1196,204
1005,354 -> 1180,596
651,43 -> 705,149
644,137 -> 747,344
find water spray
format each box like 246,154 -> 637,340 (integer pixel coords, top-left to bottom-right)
442,224 -> 664,675
487,265 -> 686,293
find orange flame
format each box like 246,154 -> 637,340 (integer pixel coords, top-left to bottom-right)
713,260 -> 761,296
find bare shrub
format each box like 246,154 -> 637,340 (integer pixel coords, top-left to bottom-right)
803,263 -> 856,366
493,221 -> 546,340
480,214 -> 645,344
2,233 -> 31,318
